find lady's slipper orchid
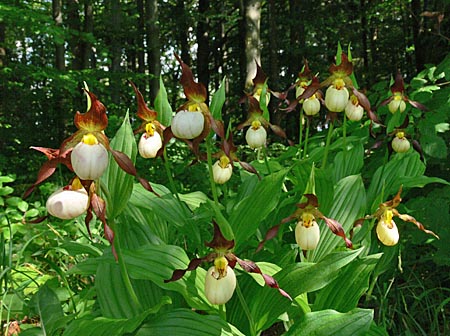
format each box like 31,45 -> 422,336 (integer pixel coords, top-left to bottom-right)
250,62 -> 271,107
295,213 -> 321,250
238,96 -> 290,149
345,95 -> 364,121
129,81 -> 165,159
325,79 -> 349,112
391,131 -> 410,153
163,54 -> 223,156
165,222 -> 291,305
302,94 -> 321,116
258,194 -> 352,252
356,186 -> 438,246
138,123 -> 163,158
71,133 -> 109,180
212,155 -> 233,184
380,71 -> 428,113
46,178 -> 89,219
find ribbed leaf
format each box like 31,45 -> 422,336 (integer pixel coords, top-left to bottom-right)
136,309 -> 244,336
122,244 -> 213,312
367,152 -> 425,210
332,142 -> 364,182
310,175 -> 366,262
63,298 -> 170,336
230,169 -> 287,250
154,77 -> 173,126
102,111 -> 137,219
210,77 -> 226,120
284,308 -> 373,336
313,254 -> 381,312
231,249 -> 363,333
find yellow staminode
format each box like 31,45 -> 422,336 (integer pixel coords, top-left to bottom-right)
334,78 -> 345,90
396,132 -> 405,139
350,94 -> 359,105
251,119 -> 262,130
214,256 -> 228,279
384,209 -> 394,228
302,212 -> 315,228
71,177 -> 84,190
82,133 -> 98,145
219,155 -> 230,169
393,93 -> 403,101
145,122 -> 155,136
188,103 -> 200,112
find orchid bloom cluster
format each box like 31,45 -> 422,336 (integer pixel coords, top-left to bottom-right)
356,186 -> 439,246
165,222 -> 291,305
257,194 -> 352,253
25,89 -> 156,251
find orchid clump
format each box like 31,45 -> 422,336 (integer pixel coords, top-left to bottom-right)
165,222 -> 291,305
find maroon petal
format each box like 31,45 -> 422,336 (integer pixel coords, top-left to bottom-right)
164,256 -> 210,283
319,214 -> 353,248
129,80 -> 158,121
175,53 -> 207,103
205,221 -> 235,251
235,257 -> 292,301
408,99 -> 429,111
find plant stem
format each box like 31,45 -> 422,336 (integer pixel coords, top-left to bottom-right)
342,113 -> 348,162
219,304 -> 227,321
163,148 -> 180,202
236,281 -> 256,336
299,108 -> 304,151
113,223 -> 143,312
321,121 -> 335,169
263,146 -> 272,175
303,117 -> 310,159
206,136 -> 220,206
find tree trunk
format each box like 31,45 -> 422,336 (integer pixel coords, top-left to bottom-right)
82,0 -> 94,69
175,0 -> 191,66
67,0 -> 82,70
244,0 -> 261,89
196,0 -> 210,98
52,0 -> 65,71
137,0 -> 146,74
288,0 -> 304,80
411,0 -> 426,72
268,0 -> 281,125
146,0 -> 161,101
109,0 -> 122,104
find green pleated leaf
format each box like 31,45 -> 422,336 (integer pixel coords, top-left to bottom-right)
122,244 -> 213,312
154,77 -> 173,126
63,298 -> 171,336
332,142 -> 364,183
260,82 -> 270,121
96,259 -> 142,318
313,254 -> 381,312
231,249 -> 363,334
210,77 -> 226,120
284,308 -> 373,336
367,152 -> 425,210
136,309 -> 244,336
310,175 -> 366,262
102,111 -> 137,219
28,283 -> 67,336
230,169 -> 287,250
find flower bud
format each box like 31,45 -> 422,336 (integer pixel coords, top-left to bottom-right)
345,96 -> 364,121
303,95 -> 321,116
245,120 -> 267,149
204,258 -> 236,305
376,210 -> 399,246
212,156 -> 233,184
295,213 -> 320,250
138,123 -> 162,158
392,132 -> 410,153
325,79 -> 349,112
46,179 -> 89,219
171,109 -> 205,139
71,133 -> 108,180
388,94 -> 406,113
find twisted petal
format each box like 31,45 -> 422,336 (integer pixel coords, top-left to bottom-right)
175,53 -> 207,103
394,210 -> 439,239
314,210 -> 353,248
164,256 -> 211,283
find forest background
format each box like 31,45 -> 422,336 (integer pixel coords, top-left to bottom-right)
0,0 -> 449,335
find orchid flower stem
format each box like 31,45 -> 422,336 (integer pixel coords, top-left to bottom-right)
263,146 -> 272,175
236,281 -> 256,336
321,121 -> 335,169
163,148 -> 180,202
303,117 -> 310,159
342,114 -> 348,161
206,136 -> 219,206
218,304 -> 226,321
299,108 -> 304,151
113,222 -> 143,312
